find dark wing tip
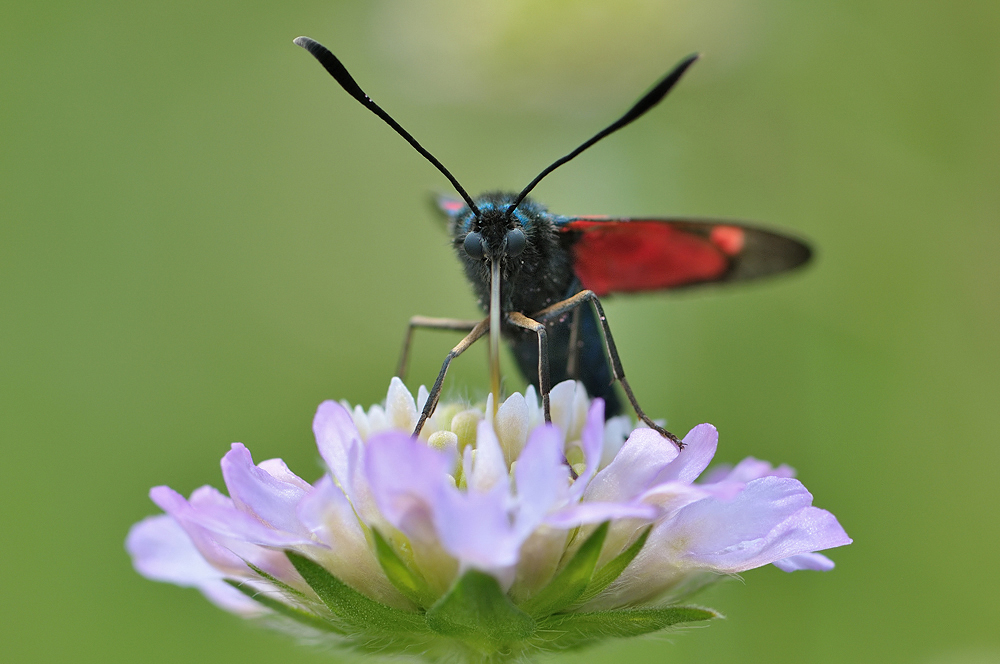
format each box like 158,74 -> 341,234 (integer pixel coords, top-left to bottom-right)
728,228 -> 813,282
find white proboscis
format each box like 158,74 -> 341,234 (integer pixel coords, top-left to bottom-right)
489,258 -> 501,416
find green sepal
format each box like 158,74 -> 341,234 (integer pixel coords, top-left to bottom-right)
245,560 -> 308,600
225,579 -> 344,634
572,525 -> 652,607
535,606 -> 719,651
372,529 -> 436,608
286,550 -> 428,633
520,521 -> 608,617
425,569 -> 536,649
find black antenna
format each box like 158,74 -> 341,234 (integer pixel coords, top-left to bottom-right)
294,36 -> 481,217
506,53 -> 700,216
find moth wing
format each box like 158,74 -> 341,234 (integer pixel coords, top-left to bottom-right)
557,217 -> 811,296
435,195 -> 468,221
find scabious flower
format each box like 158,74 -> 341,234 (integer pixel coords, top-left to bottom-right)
127,379 -> 850,662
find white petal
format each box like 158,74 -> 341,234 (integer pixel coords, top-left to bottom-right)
385,376 -> 418,432
496,392 -> 529,464
548,380 -> 578,439
468,420 -> 509,493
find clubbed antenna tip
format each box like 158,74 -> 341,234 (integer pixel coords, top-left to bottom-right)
294,36 -> 481,216
506,52 -> 700,216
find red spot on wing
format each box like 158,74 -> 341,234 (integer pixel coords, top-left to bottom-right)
710,225 -> 745,256
565,221 -> 730,295
439,198 -> 466,216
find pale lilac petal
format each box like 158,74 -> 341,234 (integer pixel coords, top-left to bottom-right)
667,477 -> 812,552
258,458 -> 313,491
148,487 -> 300,586
187,484 -> 233,510
147,487 -> 246,575
713,456 -> 796,483
430,423 -> 524,573
127,514 -> 222,586
638,481 -> 723,515
150,485 -> 310,548
314,400 -> 385,524
773,552 -> 836,572
514,424 -> 570,534
655,423 -> 718,484
366,429 -> 522,574
221,443 -> 310,535
583,426 -> 679,504
666,476 -> 851,573
149,485 -> 312,592
545,502 -> 657,528
297,475 -> 365,544
343,430 -> 380,523
165,485 -> 312,589
313,400 -> 362,490
149,485 -> 311,591
568,399 -> 606,501
126,515 -> 266,616
586,478 -> 849,609
365,431 -> 452,544
698,464 -> 733,485
435,483 -> 521,571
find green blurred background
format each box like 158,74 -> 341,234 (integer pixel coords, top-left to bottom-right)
2,1 -> 998,662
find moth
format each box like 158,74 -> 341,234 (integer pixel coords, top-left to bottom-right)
294,37 -> 810,449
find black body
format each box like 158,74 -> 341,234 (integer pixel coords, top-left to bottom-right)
447,192 -> 621,414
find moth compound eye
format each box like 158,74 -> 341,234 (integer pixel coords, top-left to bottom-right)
464,231 -> 486,259
506,228 -> 526,257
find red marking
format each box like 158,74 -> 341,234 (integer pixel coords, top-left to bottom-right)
439,199 -> 466,215
565,221 -> 729,295
710,225 -> 745,256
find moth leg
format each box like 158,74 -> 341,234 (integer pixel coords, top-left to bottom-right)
533,290 -> 684,450
413,317 -> 490,437
507,312 -> 552,425
396,316 -> 481,380
508,311 -> 582,480
565,306 -> 582,380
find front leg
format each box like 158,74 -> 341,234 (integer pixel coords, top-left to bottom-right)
412,317 -> 491,437
565,306 -> 582,380
506,312 -> 551,425
533,290 -> 684,450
